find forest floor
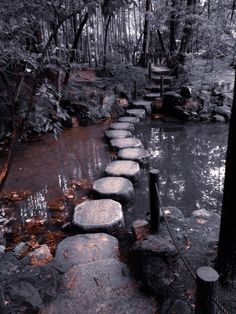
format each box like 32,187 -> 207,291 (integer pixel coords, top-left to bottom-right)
179,55 -> 235,97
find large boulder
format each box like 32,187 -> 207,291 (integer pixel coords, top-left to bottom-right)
180,86 -> 192,99
41,259 -> 158,314
163,92 -> 182,111
54,233 -> 119,273
132,235 -> 178,301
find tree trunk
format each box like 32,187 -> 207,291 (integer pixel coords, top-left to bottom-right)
157,29 -> 166,55
64,12 -> 89,85
217,66 -> 236,282
138,0 -> 151,67
231,0 -> 236,23
169,1 -> 177,54
103,15 -> 112,69
179,0 -> 196,54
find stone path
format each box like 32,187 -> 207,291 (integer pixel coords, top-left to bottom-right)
43,64 -> 175,313
110,137 -> 143,150
109,122 -> 135,132
73,199 -> 124,234
92,177 -> 134,204
105,160 -> 140,182
105,129 -> 132,139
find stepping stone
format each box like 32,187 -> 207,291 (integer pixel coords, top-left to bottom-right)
92,177 -> 134,204
54,233 -> 119,273
151,66 -> 171,76
42,259 -> 158,313
145,84 -> 170,93
110,138 -> 143,150
118,116 -> 140,123
105,129 -> 132,139
105,160 -> 140,183
109,122 -> 135,132
144,93 -> 161,101
152,75 -> 173,84
118,148 -> 150,165
130,100 -> 152,114
126,109 -> 146,120
73,199 -> 124,234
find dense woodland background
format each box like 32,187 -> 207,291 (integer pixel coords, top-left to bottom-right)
0,0 -> 235,188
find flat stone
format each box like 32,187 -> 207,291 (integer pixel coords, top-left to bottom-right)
42,259 -> 158,314
73,199 -> 124,234
151,66 -> 171,76
105,129 -> 132,139
92,177 -> 134,204
144,93 -> 161,102
152,75 -> 173,84
118,116 -> 140,123
109,122 -> 135,132
110,138 -> 143,150
130,100 -> 152,114
126,109 -> 146,120
54,233 -> 119,273
118,148 -> 150,164
105,160 -> 140,182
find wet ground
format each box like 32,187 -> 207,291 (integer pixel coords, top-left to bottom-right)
0,120 -> 229,248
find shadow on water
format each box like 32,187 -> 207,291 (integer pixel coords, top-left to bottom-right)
135,120 -> 229,217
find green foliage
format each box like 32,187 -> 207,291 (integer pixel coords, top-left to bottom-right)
23,83 -> 70,139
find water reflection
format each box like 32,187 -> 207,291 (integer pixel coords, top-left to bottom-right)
137,121 -> 228,216
2,126 -> 111,223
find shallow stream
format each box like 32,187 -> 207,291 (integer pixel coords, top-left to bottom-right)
0,120 -> 229,247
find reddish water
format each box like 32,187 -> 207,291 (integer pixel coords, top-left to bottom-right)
0,125 -> 112,249
0,120 -> 229,250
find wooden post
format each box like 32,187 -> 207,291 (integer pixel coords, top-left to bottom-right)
148,62 -> 152,80
195,267 -> 219,314
175,64 -> 179,79
133,80 -> 137,100
160,75 -> 164,98
149,169 -> 160,233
